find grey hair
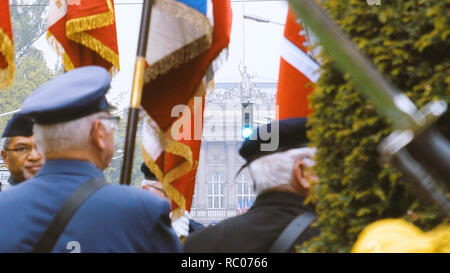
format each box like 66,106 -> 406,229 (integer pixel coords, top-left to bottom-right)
1,137 -> 11,150
33,112 -> 106,154
247,147 -> 316,195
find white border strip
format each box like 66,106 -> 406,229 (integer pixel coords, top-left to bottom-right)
280,37 -> 320,83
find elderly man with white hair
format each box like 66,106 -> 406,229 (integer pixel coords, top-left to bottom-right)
184,117 -> 320,253
0,66 -> 182,253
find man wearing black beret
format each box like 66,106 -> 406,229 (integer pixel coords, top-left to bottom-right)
184,117 -> 320,253
1,113 -> 44,191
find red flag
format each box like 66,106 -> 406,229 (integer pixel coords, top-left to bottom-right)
47,0 -> 119,73
276,9 -> 320,119
162,96 -> 204,213
0,0 -> 14,89
141,95 -> 205,217
141,0 -> 232,131
140,0 -> 232,218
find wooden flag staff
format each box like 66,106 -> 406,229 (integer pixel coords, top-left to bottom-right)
120,0 -> 153,185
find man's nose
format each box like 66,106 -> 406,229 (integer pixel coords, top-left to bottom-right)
27,146 -> 42,161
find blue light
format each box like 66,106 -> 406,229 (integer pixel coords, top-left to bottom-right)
242,127 -> 253,139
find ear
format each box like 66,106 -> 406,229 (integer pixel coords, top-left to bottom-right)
293,158 -> 310,191
90,120 -> 107,150
1,150 -> 8,168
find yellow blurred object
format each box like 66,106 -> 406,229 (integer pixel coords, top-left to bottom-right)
352,219 -> 450,253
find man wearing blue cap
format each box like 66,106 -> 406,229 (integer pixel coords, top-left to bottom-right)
184,118 -> 320,253
1,114 -> 44,191
0,66 -> 182,253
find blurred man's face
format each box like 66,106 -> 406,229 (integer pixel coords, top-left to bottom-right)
142,180 -> 167,200
1,135 -> 44,182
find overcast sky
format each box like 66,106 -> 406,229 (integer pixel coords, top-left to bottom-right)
34,0 -> 289,109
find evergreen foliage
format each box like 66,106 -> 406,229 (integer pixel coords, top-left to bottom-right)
103,113 -> 145,186
302,0 -> 449,252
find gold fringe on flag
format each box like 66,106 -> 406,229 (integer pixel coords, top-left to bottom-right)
65,0 -> 115,34
47,30 -> 75,71
144,0 -> 213,82
68,32 -> 120,75
65,0 -> 120,73
141,86 -> 208,220
141,126 -> 194,220
0,28 -> 15,89
48,0 -> 120,73
140,83 -> 207,219
163,136 -> 193,219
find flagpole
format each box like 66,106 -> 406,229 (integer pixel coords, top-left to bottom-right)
120,0 -> 153,185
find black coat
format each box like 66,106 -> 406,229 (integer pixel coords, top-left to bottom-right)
183,191 -> 320,253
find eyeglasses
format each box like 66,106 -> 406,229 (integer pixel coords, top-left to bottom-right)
99,116 -> 120,131
4,146 -> 35,156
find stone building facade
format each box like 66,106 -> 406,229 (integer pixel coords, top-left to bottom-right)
189,80 -> 277,225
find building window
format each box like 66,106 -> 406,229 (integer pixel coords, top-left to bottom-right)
191,185 -> 198,210
207,171 -> 226,209
236,172 -> 255,214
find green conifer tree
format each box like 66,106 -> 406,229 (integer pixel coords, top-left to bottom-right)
302,0 -> 449,252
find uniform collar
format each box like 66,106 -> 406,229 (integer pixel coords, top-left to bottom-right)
250,190 -> 313,211
35,159 -> 105,179
7,175 -> 19,186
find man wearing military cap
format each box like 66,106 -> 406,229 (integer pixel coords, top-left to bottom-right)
140,163 -> 205,239
0,66 -> 181,253
1,113 -> 44,191
184,117 -> 320,253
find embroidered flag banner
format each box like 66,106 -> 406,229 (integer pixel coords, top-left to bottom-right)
0,0 -> 14,89
47,0 -> 119,73
141,0 -> 231,132
276,9 -> 320,119
140,0 -> 232,218
142,95 -> 205,217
